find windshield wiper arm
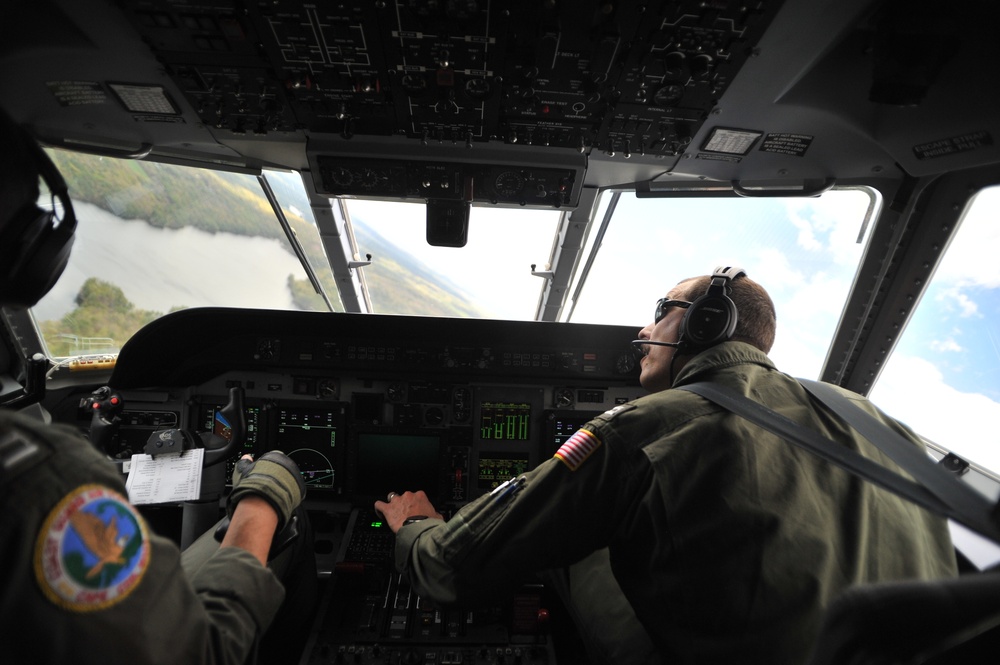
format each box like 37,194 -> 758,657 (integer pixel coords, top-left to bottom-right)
565,191 -> 621,321
257,173 -> 335,312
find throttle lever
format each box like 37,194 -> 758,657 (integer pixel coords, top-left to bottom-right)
86,386 -> 125,455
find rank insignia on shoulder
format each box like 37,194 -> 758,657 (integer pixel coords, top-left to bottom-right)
34,484 -> 151,612
554,428 -> 602,471
596,403 -> 635,422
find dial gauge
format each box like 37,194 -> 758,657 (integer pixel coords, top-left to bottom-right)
494,171 -> 525,198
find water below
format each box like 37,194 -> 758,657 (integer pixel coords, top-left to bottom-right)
32,201 -> 306,322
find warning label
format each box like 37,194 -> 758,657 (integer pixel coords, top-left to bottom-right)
913,131 -> 993,160
760,133 -> 813,157
696,152 -> 742,163
46,81 -> 107,107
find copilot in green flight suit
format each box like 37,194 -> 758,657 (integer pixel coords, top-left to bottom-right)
394,341 -> 958,665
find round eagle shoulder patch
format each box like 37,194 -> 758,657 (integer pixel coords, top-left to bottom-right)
34,484 -> 150,612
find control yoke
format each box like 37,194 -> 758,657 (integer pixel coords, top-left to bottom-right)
142,386 -> 246,464
142,387 -> 248,547
207,386 -> 246,463
87,385 -> 249,549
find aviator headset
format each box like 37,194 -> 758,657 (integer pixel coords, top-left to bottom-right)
678,265 -> 746,353
633,265 -> 747,356
0,118 -> 77,309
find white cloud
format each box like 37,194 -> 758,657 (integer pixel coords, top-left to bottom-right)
930,338 -> 963,353
788,208 -> 822,251
745,247 -> 801,291
785,189 -> 873,266
934,286 -> 981,319
932,187 -> 1000,289
870,354 -> 1000,471
770,328 -> 825,379
956,292 -> 980,318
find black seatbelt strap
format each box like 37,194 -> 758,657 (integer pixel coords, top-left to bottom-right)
677,380 -> 1000,544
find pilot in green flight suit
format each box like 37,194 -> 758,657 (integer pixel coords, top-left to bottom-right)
0,410 -> 304,664
0,106 -> 308,665
376,271 -> 958,665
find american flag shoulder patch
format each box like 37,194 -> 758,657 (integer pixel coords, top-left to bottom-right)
554,428 -> 602,471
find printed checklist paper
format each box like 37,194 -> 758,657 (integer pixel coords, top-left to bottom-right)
125,448 -> 204,504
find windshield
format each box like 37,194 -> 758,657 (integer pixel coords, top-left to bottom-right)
347,200 -> 561,319
30,148 -> 1000,476
29,149 -> 876,374
23,151 -> 1000,486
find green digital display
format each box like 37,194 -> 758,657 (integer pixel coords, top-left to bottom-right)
478,454 -> 531,489
480,402 -> 531,441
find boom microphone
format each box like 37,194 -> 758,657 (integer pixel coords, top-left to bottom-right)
631,339 -> 682,355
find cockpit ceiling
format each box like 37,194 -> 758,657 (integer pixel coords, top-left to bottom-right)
1,0 -> 999,199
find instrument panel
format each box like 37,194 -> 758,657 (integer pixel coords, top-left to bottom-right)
55,310 -> 635,583
97,309 -> 640,509
105,372 -> 631,506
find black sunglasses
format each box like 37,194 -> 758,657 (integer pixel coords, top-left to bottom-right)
654,298 -> 692,324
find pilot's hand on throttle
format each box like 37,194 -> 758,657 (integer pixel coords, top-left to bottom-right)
228,451 -> 306,530
374,490 -> 443,533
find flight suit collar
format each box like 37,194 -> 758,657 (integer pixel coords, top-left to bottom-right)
671,341 -> 776,387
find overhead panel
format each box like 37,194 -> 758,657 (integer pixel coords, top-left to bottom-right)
120,0 -> 781,203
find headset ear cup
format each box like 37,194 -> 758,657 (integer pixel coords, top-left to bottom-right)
0,122 -> 77,308
682,293 -> 738,348
679,265 -> 746,351
19,228 -> 75,308
0,204 -> 75,308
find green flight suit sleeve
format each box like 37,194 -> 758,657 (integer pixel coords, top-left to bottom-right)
394,413 -> 652,606
187,547 -> 287,660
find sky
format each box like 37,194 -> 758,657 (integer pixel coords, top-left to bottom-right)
348,199 -> 562,320
870,187 -> 1000,473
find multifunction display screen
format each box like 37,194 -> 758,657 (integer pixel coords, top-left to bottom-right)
354,431 -> 442,498
201,405 -> 261,446
276,407 -> 341,489
477,453 -> 530,489
480,402 -> 531,441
